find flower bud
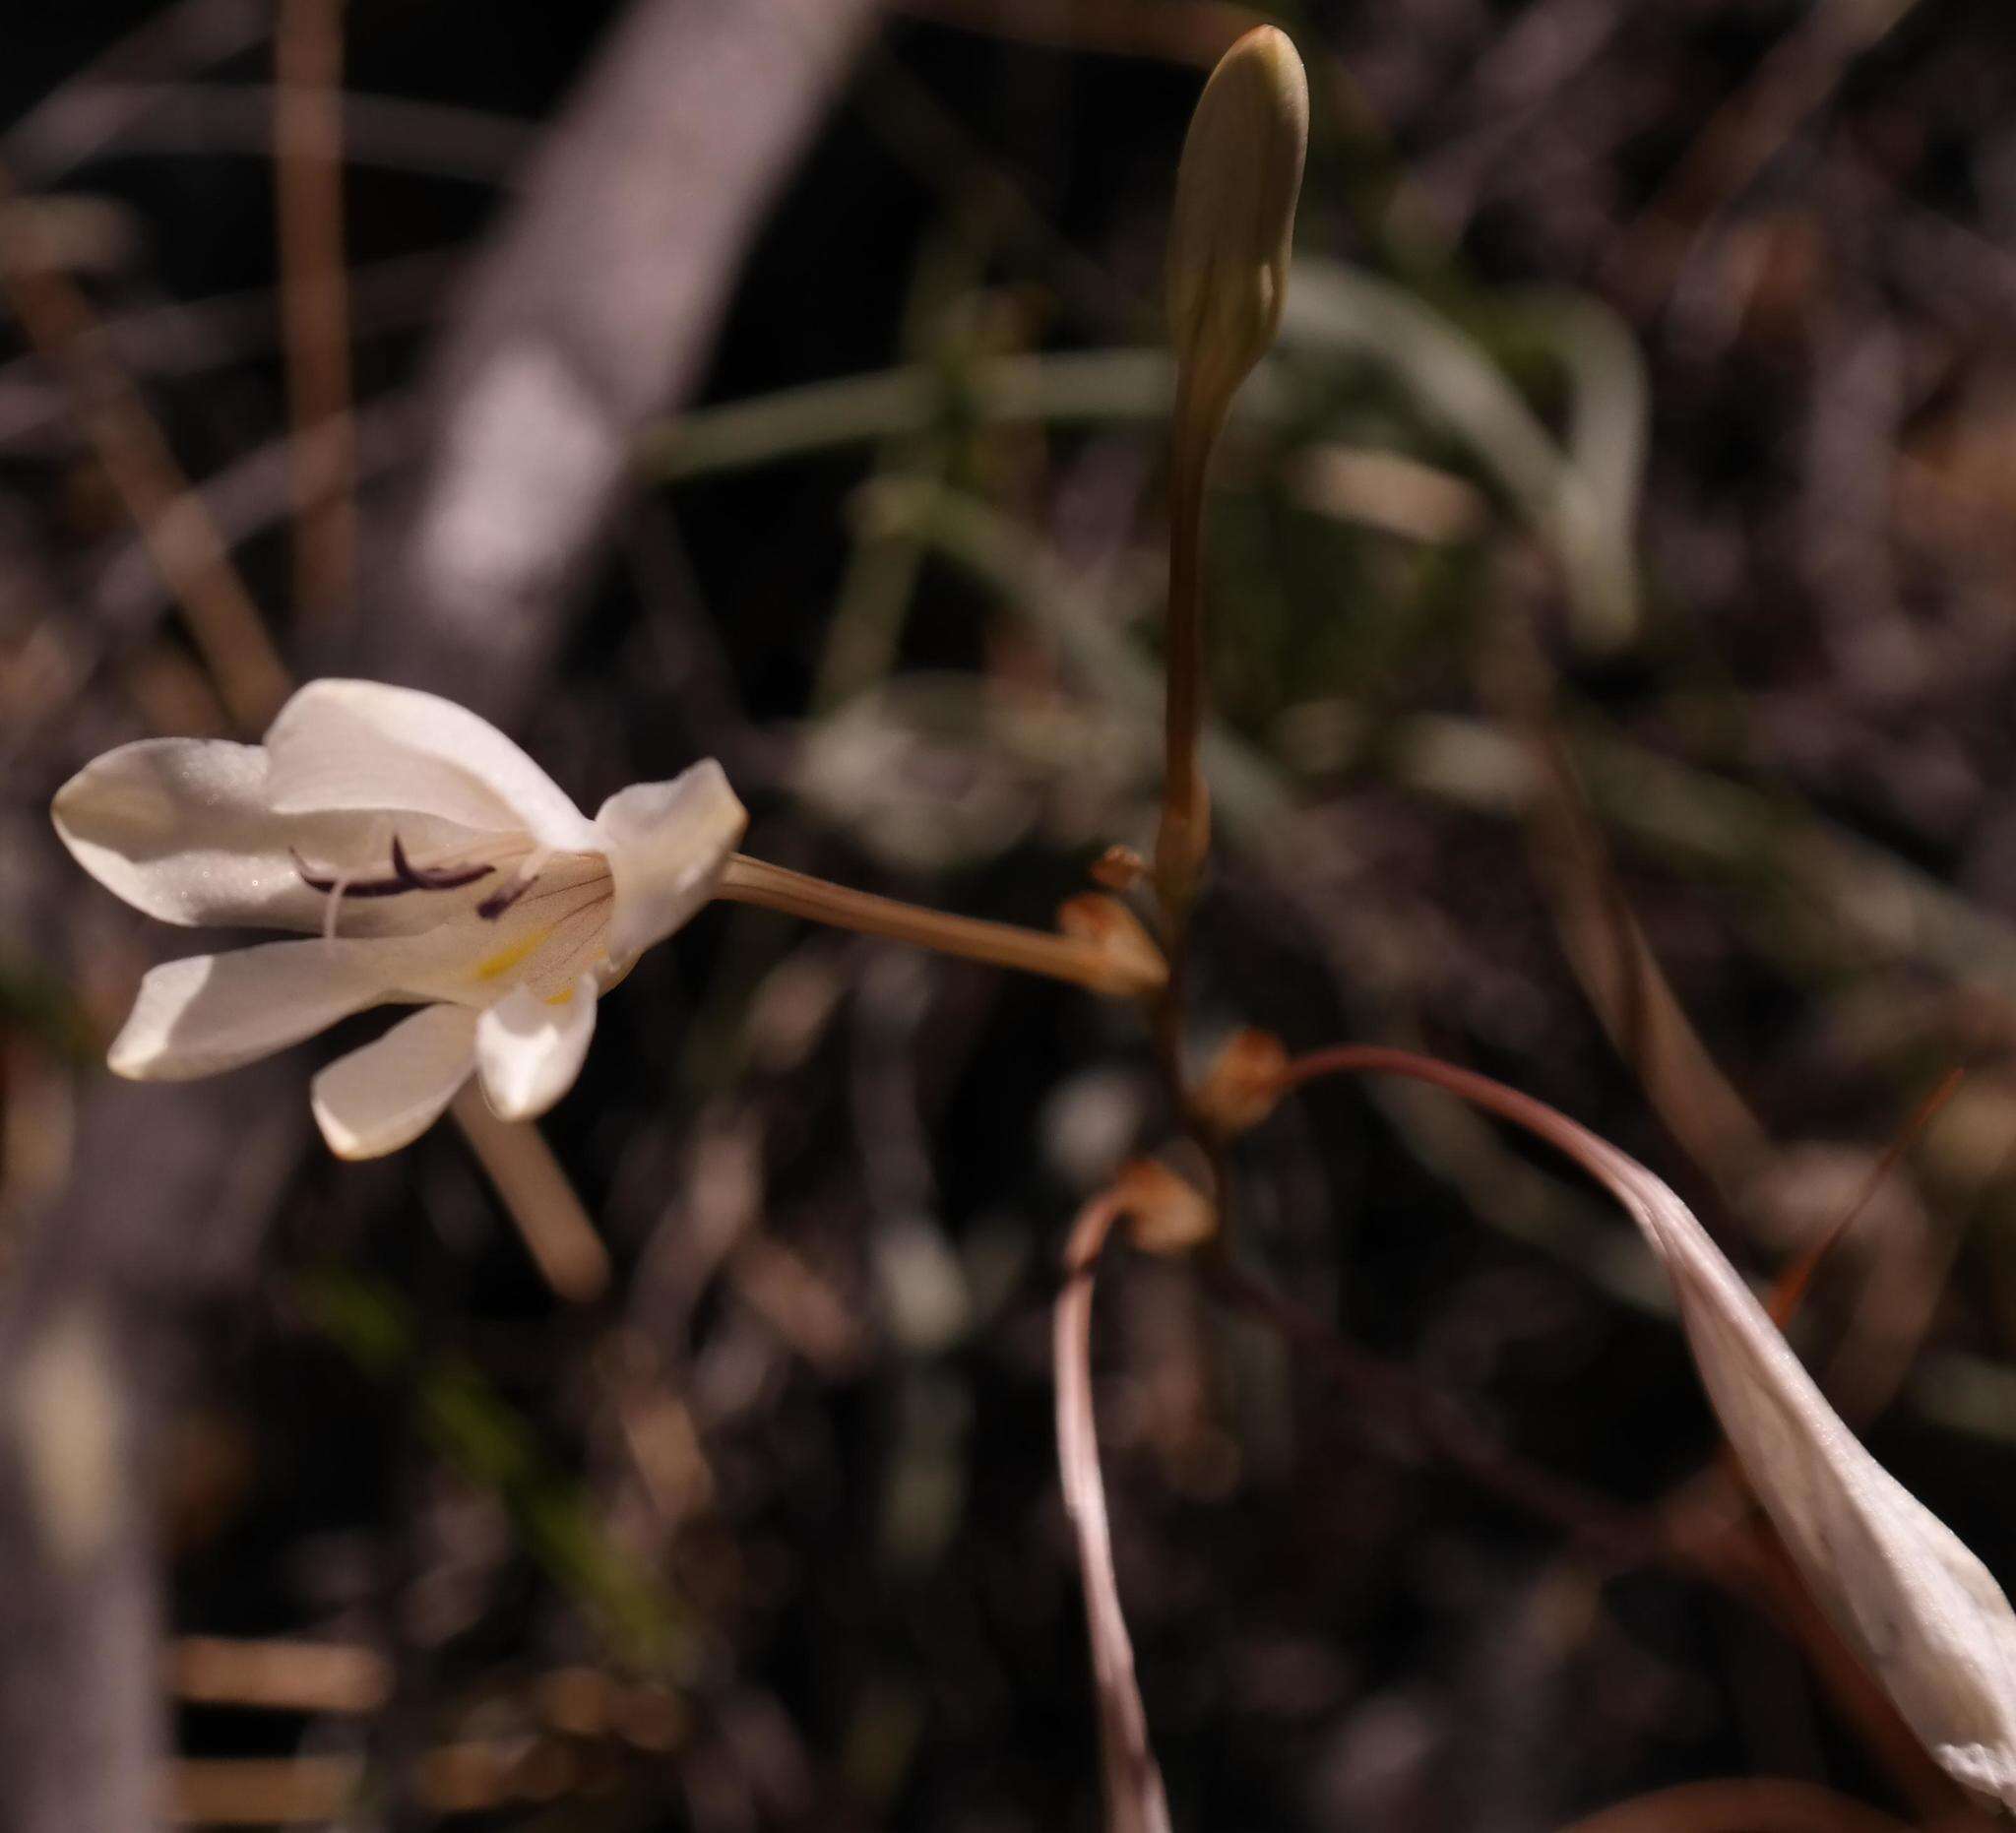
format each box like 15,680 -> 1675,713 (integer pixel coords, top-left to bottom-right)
1166,26 -> 1309,435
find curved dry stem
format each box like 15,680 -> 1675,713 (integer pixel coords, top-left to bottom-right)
1055,1194 -> 1174,1833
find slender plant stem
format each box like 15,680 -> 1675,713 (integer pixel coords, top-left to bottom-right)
1146,381 -> 1224,1174
716,854 -> 1164,998
1155,381 -> 1217,909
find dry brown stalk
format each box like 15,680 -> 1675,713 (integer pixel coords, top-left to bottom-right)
1767,1068 -> 1965,1330
0,163 -> 291,729
1607,0 -> 1924,315
1476,609 -> 1771,1198
450,1089 -> 611,1304
274,0 -> 356,626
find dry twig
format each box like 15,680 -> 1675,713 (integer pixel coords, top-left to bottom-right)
274,0 -> 355,627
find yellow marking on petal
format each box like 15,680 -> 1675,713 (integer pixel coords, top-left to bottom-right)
544,985 -> 575,1006
474,932 -> 545,981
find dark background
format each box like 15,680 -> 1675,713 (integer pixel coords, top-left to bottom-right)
6,1 -> 2016,1827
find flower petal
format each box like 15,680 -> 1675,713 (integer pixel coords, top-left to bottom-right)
53,736 -> 521,935
264,679 -> 598,853
52,739 -> 345,931
311,1003 -> 477,1159
473,976 -> 597,1121
108,936 -> 410,1080
593,760 -> 745,966
54,739 -> 298,926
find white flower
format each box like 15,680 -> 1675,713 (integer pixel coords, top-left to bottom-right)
53,679 -> 746,1159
